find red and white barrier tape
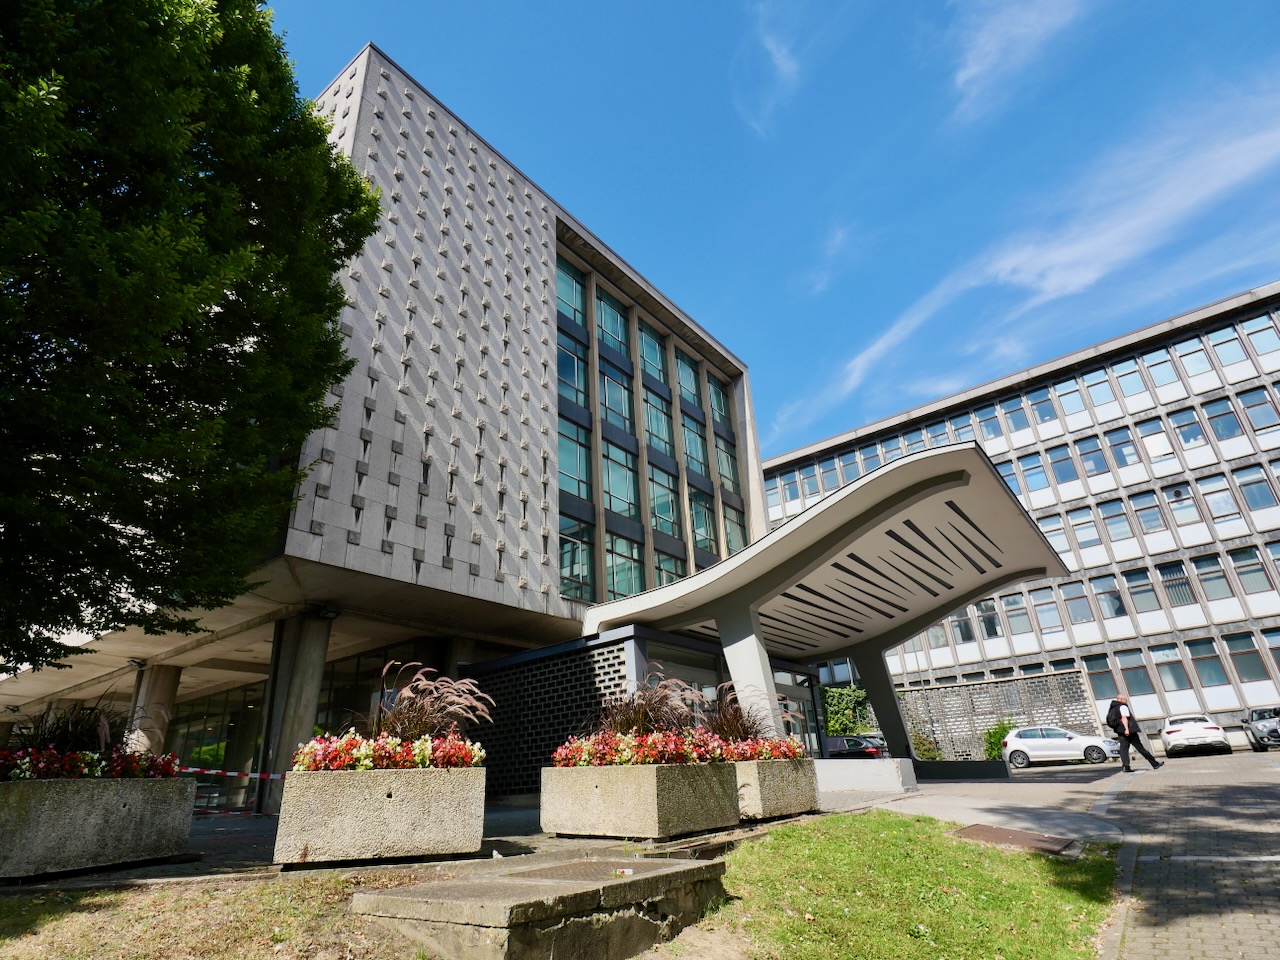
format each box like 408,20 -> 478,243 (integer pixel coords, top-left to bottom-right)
179,765 -> 286,780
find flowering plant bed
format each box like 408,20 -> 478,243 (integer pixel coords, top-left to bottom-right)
290,728 -> 485,771
0,746 -> 180,780
550,728 -> 805,767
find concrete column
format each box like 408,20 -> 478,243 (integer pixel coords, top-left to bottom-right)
258,614 -> 331,814
128,665 -> 182,754
0,721 -> 13,747
849,645 -> 911,759
713,604 -> 785,737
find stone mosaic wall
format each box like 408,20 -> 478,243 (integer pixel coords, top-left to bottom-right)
900,671 -> 1097,761
470,641 -> 632,796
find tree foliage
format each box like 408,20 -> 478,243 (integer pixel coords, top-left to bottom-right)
0,0 -> 380,671
982,718 -> 1019,761
822,684 -> 873,736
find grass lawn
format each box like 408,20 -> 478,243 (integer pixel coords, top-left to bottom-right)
715,809 -> 1118,960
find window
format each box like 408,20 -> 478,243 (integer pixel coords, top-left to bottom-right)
605,534 -> 644,600
780,470 -> 800,504
1157,647 -> 1192,691
927,624 -> 950,648
1030,587 -> 1064,633
556,257 -> 585,329
882,436 -> 903,462
1028,387 -> 1058,424
1243,315 -> 1280,356
689,489 -> 718,555
1076,435 -> 1109,476
1083,654 -> 1119,699
1117,648 -> 1157,695
1229,547 -> 1272,594
643,389 -> 674,455
1158,561 -> 1197,606
1123,570 -> 1162,613
1175,337 -> 1212,376
638,320 -> 667,383
1020,663 -> 1046,676
927,421 -> 950,446
1131,491 -> 1167,533
1234,464 -> 1278,510
557,332 -> 589,407
557,420 -> 592,500
1267,629 -> 1280,672
800,464 -> 819,497
975,599 -> 1003,639
1224,633 -> 1271,683
819,457 -> 840,492
1002,594 -> 1032,633
596,289 -> 629,355
997,461 -> 1020,495
1047,445 -> 1078,484
1038,515 -> 1069,552
1143,347 -> 1180,386
1020,453 -> 1050,491
765,476 -> 780,510
601,441 -> 640,520
1091,575 -> 1126,618
1239,386 -> 1280,433
1203,398 -> 1244,441
1099,499 -> 1134,541
1197,474 -> 1240,521
559,517 -> 594,600
724,505 -> 748,555
714,435 -> 741,494
648,465 -> 681,537
682,414 -> 709,476
838,451 -> 859,484
654,552 -> 686,586
1002,397 -> 1031,432
1106,427 -> 1140,467
1192,555 -> 1233,601
1185,638 -> 1229,687
599,360 -> 634,433
1055,380 -> 1085,414
1163,483 -> 1201,525
1060,581 -> 1094,623
949,609 -> 976,643
1113,358 -> 1147,397
1136,417 -> 1176,462
1208,327 -> 1248,366
1084,369 -> 1116,406
1268,541 -> 1280,580
1169,408 -> 1207,449
707,377 -> 731,427
950,413 -> 975,442
1051,658 -> 1077,672
904,429 -> 925,453
1068,508 -> 1101,548
675,350 -> 700,406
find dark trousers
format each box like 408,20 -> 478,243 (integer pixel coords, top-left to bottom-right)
1119,732 -> 1158,769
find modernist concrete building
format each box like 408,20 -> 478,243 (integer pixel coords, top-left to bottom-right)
766,281 -> 1280,741
0,45 -> 1057,807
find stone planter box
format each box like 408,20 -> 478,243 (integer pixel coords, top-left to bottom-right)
734,758 -> 819,820
0,778 -> 196,879
274,767 -> 486,864
540,763 -> 738,840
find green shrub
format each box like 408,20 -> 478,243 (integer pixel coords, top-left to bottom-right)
822,685 -> 872,736
983,718 -> 1019,760
910,730 -> 942,761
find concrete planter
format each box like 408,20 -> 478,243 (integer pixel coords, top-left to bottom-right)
734,758 -> 819,820
274,767 -> 486,864
0,777 -> 196,879
540,763 -> 739,840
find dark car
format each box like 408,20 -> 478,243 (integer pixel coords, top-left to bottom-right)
825,735 -> 889,759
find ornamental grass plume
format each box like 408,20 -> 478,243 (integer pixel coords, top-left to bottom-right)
373,663 -> 495,740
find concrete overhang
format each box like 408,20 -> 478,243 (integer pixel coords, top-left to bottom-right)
584,444 -> 1067,661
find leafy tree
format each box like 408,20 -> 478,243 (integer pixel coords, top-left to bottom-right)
983,718 -> 1019,760
0,0 -> 380,671
822,684 -> 873,736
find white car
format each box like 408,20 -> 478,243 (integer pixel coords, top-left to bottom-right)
1159,715 -> 1231,756
1002,725 -> 1121,768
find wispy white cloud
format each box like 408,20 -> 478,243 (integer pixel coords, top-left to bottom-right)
798,223 -> 861,295
950,0 -> 1089,122
764,71 -> 1280,450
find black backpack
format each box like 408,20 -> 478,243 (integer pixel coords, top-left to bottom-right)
1105,701 -> 1123,734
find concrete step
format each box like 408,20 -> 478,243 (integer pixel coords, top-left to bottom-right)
352,855 -> 726,960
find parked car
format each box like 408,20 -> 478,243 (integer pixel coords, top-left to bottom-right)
1240,706 -> 1280,752
1158,715 -> 1230,756
825,735 -> 889,759
1002,726 -> 1120,768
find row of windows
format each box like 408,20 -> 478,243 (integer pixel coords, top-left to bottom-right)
767,309 -> 1280,510
1035,462 -> 1280,555
557,257 -> 733,428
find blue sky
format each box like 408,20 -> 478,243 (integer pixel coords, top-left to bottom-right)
270,1 -> 1280,458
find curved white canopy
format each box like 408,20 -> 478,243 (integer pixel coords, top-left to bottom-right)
585,444 -> 1066,661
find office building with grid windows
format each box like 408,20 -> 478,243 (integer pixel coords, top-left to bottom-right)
765,281 -> 1280,737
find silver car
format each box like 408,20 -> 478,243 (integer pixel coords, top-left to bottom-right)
1002,725 -> 1121,768
1240,706 -> 1280,752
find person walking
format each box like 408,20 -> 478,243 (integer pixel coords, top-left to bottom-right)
1106,695 -> 1163,772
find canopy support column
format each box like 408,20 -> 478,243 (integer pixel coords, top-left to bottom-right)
849,644 -> 911,759
713,604 -> 785,738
